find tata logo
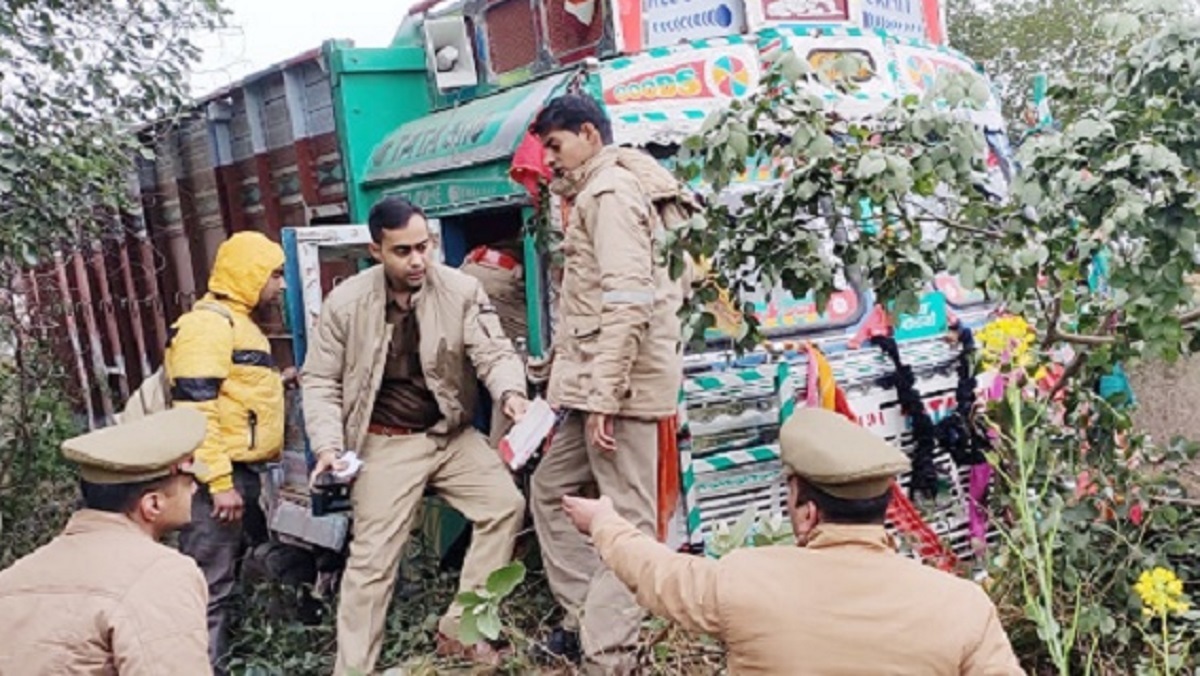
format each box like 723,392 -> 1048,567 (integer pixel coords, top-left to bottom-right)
898,303 -> 939,331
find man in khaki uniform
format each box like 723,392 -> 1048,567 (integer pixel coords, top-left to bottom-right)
304,196 -> 531,674
530,94 -> 687,672
459,237 -> 528,446
0,409 -> 211,675
562,407 -> 1025,675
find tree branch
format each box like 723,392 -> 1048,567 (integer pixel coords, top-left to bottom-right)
1045,304 -> 1200,347
1149,495 -> 1200,508
1053,330 -> 1117,346
1047,351 -> 1088,400
909,202 -> 1004,239
1178,307 -> 1200,325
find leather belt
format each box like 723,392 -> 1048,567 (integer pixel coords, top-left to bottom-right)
367,423 -> 420,437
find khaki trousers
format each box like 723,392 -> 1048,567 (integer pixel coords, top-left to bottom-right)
531,411 -> 658,674
334,429 -> 525,676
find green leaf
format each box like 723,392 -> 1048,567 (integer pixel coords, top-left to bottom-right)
457,608 -> 484,645
1180,228 -> 1196,252
485,561 -> 526,599
967,77 -> 991,106
455,590 -> 487,608
809,134 -> 835,158
727,505 -> 757,551
475,608 -> 503,641
856,153 -> 888,179
778,50 -> 807,83
729,129 -> 749,157
1071,118 -> 1107,141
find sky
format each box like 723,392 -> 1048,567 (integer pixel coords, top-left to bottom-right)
190,0 -> 414,95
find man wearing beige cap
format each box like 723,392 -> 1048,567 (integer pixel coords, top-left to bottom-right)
0,409 -> 211,675
562,407 -> 1024,675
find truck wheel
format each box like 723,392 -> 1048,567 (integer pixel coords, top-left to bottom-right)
243,542 -> 325,625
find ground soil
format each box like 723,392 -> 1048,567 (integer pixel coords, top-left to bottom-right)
1129,356 -> 1200,495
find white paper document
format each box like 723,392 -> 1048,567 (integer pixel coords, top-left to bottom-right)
499,397 -> 557,470
334,450 -> 363,480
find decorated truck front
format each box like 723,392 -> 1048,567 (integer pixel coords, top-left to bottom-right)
588,27 -> 1011,566
275,0 -> 1015,573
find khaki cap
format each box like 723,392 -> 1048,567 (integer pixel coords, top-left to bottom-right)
780,407 -> 911,499
62,408 -> 209,485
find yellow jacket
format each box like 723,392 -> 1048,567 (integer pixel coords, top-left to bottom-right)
165,232 -> 285,493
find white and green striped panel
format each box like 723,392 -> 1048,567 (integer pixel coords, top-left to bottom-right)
675,386 -> 705,544
691,444 -> 781,474
684,364 -> 777,397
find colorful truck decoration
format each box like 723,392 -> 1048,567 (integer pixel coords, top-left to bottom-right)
261,0 -> 1014,574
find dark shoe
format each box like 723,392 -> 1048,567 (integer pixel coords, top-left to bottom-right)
532,627 -> 581,665
436,631 -> 511,667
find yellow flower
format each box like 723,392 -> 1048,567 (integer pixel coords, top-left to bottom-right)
1134,567 -> 1191,618
977,315 -> 1037,370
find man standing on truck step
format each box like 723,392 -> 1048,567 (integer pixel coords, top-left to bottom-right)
561,407 -> 1025,676
529,93 -> 688,673
304,196 -> 532,674
0,409 -> 211,675
166,230 -> 288,675
459,234 -> 529,446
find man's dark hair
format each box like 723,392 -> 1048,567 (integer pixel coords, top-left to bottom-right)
531,94 -> 613,145
80,476 -> 176,514
368,196 -> 426,244
793,477 -> 891,525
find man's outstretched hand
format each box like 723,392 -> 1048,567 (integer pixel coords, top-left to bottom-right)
562,494 -> 617,536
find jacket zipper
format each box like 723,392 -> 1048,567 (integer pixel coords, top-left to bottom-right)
248,410 -> 258,450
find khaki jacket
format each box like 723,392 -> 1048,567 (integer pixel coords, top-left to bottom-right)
302,263 -> 526,454
165,232 -> 286,493
0,510 -> 209,675
459,246 -> 528,345
592,516 -> 1025,676
548,146 -> 685,418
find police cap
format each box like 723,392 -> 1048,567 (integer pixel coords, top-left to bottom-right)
61,408 -> 208,485
780,407 -> 911,499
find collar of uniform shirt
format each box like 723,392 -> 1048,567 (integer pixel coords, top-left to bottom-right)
64,510 -> 153,539
387,296 -> 415,314
379,267 -> 428,311
805,523 -> 895,552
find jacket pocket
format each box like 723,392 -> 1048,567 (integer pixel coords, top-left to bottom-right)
566,315 -> 601,341
248,410 -> 258,450
565,315 -> 601,359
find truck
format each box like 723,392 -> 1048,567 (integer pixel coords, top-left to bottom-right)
267,0 -> 1016,576
15,0 -> 1015,591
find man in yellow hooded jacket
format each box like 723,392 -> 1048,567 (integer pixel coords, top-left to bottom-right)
165,230 -> 287,674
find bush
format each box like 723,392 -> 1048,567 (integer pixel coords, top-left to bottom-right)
986,376 -> 1199,674
0,333 -> 82,568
